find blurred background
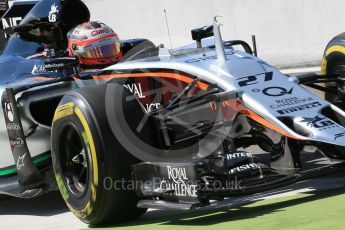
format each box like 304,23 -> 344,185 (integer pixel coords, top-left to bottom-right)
82,0 -> 345,69
6,0 -> 345,69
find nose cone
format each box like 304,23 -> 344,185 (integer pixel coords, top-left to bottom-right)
227,52 -> 268,78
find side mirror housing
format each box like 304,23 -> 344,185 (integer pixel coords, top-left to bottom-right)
191,25 -> 214,48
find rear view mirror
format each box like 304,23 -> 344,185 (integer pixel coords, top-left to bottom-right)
191,25 -> 214,48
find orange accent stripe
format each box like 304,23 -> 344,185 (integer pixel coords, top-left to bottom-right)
30,76 -> 55,80
236,103 -> 303,140
92,72 -> 209,90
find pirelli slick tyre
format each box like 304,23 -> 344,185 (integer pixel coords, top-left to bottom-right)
51,84 -> 147,225
322,33 -> 345,104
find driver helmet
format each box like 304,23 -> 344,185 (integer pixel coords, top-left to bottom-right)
68,21 -> 122,66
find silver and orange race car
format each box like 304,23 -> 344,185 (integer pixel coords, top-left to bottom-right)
0,0 -> 344,226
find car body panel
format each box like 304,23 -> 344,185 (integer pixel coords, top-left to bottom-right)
0,0 -> 344,204
104,47 -> 345,146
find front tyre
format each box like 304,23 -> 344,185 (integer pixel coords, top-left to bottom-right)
51,85 -> 146,225
322,33 -> 345,105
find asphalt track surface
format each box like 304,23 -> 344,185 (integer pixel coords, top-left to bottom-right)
3,67 -> 345,230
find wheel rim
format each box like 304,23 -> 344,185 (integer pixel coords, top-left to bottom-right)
57,123 -> 89,198
328,64 -> 345,104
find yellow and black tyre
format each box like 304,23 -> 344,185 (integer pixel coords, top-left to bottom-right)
322,32 -> 345,104
51,84 -> 147,225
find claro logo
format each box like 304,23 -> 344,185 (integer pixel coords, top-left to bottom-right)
91,27 -> 111,36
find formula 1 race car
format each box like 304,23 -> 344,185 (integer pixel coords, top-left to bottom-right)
2,0 -> 345,226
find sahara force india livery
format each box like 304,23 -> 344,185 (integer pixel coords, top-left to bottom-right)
1,0 -> 345,226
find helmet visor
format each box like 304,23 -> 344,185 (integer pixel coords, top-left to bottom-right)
80,42 -> 121,60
